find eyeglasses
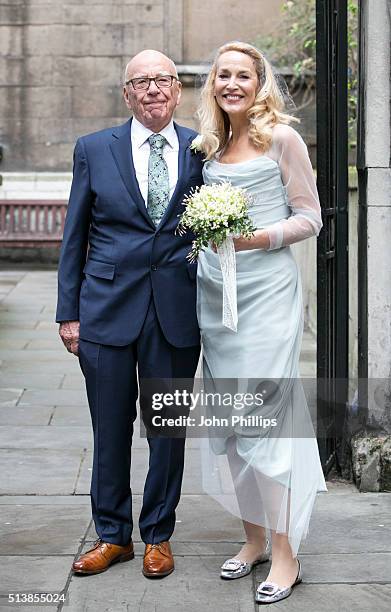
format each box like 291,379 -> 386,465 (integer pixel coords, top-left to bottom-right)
125,75 -> 178,91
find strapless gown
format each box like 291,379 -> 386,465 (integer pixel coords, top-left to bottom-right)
197,155 -> 327,555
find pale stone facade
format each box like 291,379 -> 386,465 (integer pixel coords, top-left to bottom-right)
0,0 -> 284,172
352,0 -> 391,491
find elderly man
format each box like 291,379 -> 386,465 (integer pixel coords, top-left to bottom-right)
56,50 -> 203,578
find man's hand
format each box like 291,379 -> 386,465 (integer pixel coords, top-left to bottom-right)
59,320 -> 80,356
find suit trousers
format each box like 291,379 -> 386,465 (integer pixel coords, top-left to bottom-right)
78,298 -> 200,545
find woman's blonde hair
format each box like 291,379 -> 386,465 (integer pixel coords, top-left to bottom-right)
197,41 -> 298,160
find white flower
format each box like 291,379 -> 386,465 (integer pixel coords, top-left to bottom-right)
177,182 -> 255,262
190,134 -> 203,153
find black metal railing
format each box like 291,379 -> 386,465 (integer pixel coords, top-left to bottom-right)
316,0 -> 349,474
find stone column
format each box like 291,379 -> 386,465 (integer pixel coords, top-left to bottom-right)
353,0 -> 391,491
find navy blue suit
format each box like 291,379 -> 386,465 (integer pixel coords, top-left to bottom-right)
56,118 -> 203,545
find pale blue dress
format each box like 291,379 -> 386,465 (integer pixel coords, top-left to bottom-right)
197,124 -> 327,556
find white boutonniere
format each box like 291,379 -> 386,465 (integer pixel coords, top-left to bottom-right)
190,134 -> 203,154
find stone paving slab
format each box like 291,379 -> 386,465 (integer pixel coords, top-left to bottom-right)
18,388 -> 88,407
0,426 -> 93,450
0,496 -> 91,506
0,279 -> 21,287
0,405 -> 53,426
0,328 -> 58,340
0,556 -> 71,594
0,340 -> 30,350
302,505 -> 391,555
0,349 -> 73,362
0,449 -> 83,495
0,321 -> 38,329
0,304 -> 47,314
3,291 -> 56,299
0,388 -> 24,408
50,406 -> 91,427
0,361 -> 81,374
0,373 -> 64,390
0,313 -> 58,323
24,339 -> 65,351
0,505 -> 91,555
60,374 -> 88,390
36,321 -> 61,330
0,602 -> 57,611
65,556 -> 256,612
0,314 -> 51,325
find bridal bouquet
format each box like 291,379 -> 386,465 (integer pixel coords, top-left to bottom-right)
177,182 -> 255,263
177,182 -> 255,332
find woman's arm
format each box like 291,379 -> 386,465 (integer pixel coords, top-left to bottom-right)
263,124 -> 323,250
233,125 -> 322,253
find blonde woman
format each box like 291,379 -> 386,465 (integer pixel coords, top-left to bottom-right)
196,41 -> 327,604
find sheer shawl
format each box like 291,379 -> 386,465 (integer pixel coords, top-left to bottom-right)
263,124 -> 322,250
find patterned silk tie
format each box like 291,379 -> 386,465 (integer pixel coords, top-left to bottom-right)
147,133 -> 170,226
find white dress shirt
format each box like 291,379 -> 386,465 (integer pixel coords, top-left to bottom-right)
130,116 -> 179,205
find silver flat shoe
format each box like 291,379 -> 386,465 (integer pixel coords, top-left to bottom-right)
220,539 -> 271,580
255,559 -> 302,604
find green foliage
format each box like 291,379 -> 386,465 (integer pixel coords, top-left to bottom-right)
254,0 -> 358,148
347,1 -> 358,148
255,1 -> 316,76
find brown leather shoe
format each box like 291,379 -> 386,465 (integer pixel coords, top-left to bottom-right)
72,539 -> 134,575
143,541 -> 174,578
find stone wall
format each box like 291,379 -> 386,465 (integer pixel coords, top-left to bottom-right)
349,0 -> 391,492
182,1 -> 283,63
0,0 -> 285,172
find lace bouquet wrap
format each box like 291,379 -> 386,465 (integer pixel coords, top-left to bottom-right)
177,182 -> 255,332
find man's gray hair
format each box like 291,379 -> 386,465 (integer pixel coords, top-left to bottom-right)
123,50 -> 178,85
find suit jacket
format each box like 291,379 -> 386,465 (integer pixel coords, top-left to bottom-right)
56,118 -> 204,347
